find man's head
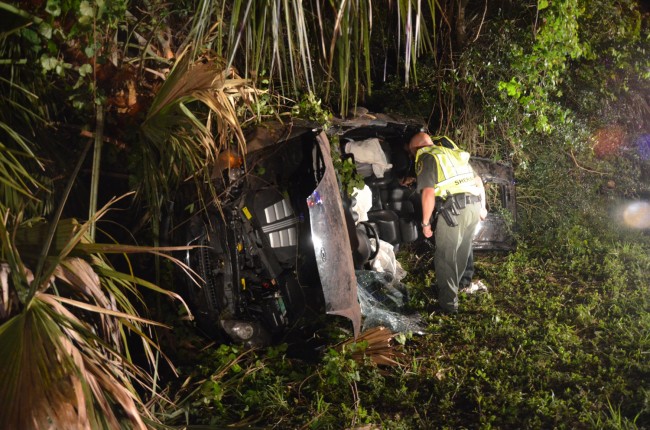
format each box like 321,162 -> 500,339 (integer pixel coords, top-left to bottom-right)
408,132 -> 434,156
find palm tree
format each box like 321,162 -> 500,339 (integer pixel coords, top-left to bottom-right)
0,3 -> 199,427
0,207 -> 202,428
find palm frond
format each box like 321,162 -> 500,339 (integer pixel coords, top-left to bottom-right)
0,263 -> 11,320
0,117 -> 48,212
175,1 -> 443,116
0,294 -> 150,429
0,5 -> 50,214
1,193 -> 194,427
138,49 -> 253,222
337,326 -> 406,367
0,2 -> 41,37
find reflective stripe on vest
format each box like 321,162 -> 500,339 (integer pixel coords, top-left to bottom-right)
415,142 -> 478,197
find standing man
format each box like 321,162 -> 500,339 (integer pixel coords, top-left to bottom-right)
409,133 -> 486,314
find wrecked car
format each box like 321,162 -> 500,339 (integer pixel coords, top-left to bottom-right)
169,113 -> 517,346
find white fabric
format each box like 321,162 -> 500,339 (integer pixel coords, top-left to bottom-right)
369,239 -> 406,281
460,280 -> 488,294
351,185 -> 372,223
345,138 -> 392,178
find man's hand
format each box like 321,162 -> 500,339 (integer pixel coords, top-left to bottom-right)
422,224 -> 433,238
399,176 -> 416,186
480,207 -> 488,220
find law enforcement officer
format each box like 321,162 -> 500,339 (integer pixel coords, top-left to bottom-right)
409,132 -> 486,313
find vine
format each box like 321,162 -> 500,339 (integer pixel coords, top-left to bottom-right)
497,0 -> 585,136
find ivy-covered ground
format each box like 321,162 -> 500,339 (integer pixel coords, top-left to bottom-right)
154,226 -> 649,429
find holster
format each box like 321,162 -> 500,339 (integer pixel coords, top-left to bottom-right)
454,193 -> 466,209
437,193 -> 460,227
438,206 -> 458,227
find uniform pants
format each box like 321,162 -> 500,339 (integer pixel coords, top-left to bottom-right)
460,249 -> 474,288
434,201 -> 480,312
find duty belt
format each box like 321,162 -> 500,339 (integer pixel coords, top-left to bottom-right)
435,193 -> 481,227
464,194 -> 481,204
436,193 -> 481,206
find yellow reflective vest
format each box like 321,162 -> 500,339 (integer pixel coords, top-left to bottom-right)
415,137 -> 479,198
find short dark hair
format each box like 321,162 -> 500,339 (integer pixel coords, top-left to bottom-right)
432,136 -> 455,149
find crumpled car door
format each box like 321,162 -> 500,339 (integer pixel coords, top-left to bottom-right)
308,131 -> 361,338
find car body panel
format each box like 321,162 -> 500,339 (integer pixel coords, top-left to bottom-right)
309,132 -> 362,337
470,157 -> 517,251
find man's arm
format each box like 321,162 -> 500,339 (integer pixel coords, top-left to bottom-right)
421,187 -> 436,238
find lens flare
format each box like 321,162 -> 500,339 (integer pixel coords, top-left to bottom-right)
593,126 -> 626,158
622,201 -> 650,229
636,134 -> 650,160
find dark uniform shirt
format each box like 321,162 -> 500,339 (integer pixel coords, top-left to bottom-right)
415,151 -> 438,192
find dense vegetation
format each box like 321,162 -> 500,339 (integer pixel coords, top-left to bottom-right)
155,242 -> 650,429
0,0 -> 648,428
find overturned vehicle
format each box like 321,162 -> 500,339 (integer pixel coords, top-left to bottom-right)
169,113 -> 516,346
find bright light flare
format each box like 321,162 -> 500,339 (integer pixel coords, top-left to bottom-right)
619,201 -> 650,229
593,126 -> 626,158
312,233 -> 322,251
474,220 -> 484,237
636,134 -> 650,160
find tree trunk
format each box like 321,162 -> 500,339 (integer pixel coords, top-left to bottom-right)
455,0 -> 469,48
